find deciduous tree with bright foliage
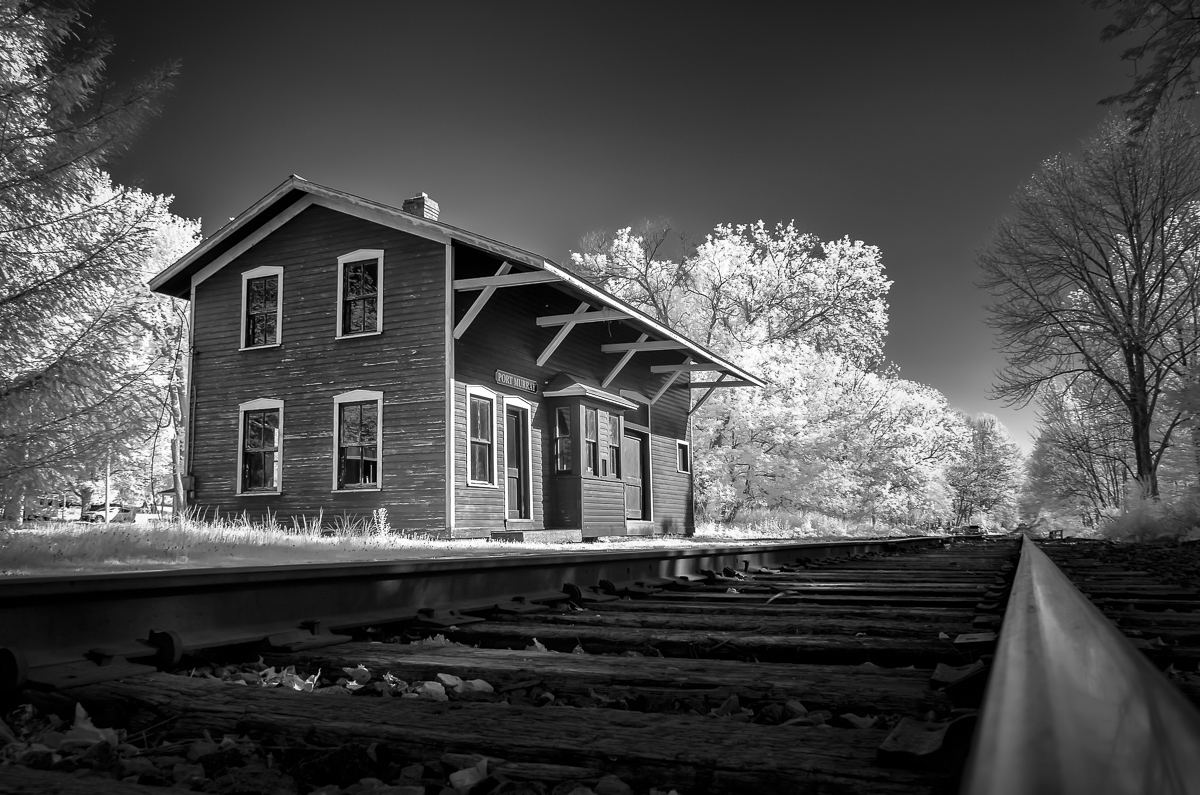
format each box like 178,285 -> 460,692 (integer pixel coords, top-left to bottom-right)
572,218 -> 979,527
0,0 -> 194,520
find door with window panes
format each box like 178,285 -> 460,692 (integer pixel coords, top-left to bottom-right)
505,407 -> 529,520
623,433 -> 644,519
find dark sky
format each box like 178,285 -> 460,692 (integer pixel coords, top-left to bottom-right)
88,1 -> 1135,451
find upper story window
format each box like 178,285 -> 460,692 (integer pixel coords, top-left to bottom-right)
554,407 -> 572,474
241,266 -> 283,349
467,387 -> 496,486
333,390 -> 383,490
337,249 -> 384,338
238,398 -> 283,494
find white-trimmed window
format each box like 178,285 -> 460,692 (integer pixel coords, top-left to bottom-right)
336,249 -> 384,338
606,412 -> 621,479
677,440 -> 691,473
554,406 -> 572,473
238,398 -> 283,494
466,386 -> 497,487
241,266 -> 283,349
333,390 -> 383,490
584,407 -> 599,476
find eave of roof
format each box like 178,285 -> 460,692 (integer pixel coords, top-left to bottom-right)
542,374 -> 639,409
148,175 -> 765,388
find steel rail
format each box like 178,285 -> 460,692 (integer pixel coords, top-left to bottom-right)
962,535 -> 1200,795
0,536 -> 939,698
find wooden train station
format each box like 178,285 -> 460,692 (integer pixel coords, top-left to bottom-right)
150,177 -> 762,539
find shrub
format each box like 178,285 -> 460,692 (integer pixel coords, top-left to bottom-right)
1102,492 -> 1200,542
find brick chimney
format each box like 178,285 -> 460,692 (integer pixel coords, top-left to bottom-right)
402,192 -> 440,221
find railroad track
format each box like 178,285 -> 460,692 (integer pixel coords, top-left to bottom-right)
0,537 -> 1019,795
5,535 -> 1200,794
1037,539 -> 1200,707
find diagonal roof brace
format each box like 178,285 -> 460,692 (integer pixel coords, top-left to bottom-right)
688,374 -> 727,416
454,261 -> 512,339
536,302 -> 590,367
602,333 -> 648,388
650,357 -> 692,404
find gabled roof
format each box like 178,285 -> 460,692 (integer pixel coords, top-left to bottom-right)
148,175 -> 764,387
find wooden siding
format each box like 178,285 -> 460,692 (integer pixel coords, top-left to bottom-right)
581,478 -> 626,535
451,381 -> 546,535
651,434 -> 694,534
188,205 -> 447,529
452,242 -> 694,535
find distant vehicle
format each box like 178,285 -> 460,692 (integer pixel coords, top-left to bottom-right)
83,504 -> 137,523
24,497 -> 81,522
951,525 -> 985,537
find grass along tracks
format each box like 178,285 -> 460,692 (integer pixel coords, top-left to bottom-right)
4,538 -> 1019,795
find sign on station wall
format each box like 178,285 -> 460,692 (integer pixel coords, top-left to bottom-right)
495,370 -> 539,394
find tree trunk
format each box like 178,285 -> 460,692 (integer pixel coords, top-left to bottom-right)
2,486 -> 23,524
1126,354 -> 1159,498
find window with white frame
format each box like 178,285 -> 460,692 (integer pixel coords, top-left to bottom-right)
467,387 -> 496,486
241,266 -> 283,349
606,412 -> 621,478
584,407 -> 598,476
554,406 -> 572,474
677,440 -> 691,473
238,398 -> 283,493
333,390 -> 383,490
336,249 -> 384,338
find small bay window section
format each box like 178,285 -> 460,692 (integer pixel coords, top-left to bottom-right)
237,398 -> 283,494
333,390 -> 383,491
554,407 -> 572,474
467,386 -> 497,487
240,266 -> 283,349
336,249 -> 384,338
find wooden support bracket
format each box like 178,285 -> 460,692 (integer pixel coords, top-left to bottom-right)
651,357 -> 692,404
536,302 -> 589,367
453,261 -> 511,339
602,333 -> 648,388
688,374 -> 728,416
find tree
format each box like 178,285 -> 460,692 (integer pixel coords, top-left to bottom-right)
571,219 -> 971,528
0,0 -> 184,519
573,219 -> 692,331
979,110 -> 1200,498
1096,0 -> 1200,131
1024,378 -> 1129,525
572,221 -> 892,369
0,175 -> 198,516
945,414 -> 1024,526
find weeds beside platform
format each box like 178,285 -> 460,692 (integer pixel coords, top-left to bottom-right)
0,510 -> 924,576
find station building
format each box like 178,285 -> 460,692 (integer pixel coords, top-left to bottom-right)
150,177 -> 762,540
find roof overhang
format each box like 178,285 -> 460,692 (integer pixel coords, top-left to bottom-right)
542,374 -> 639,409
148,175 -> 765,388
